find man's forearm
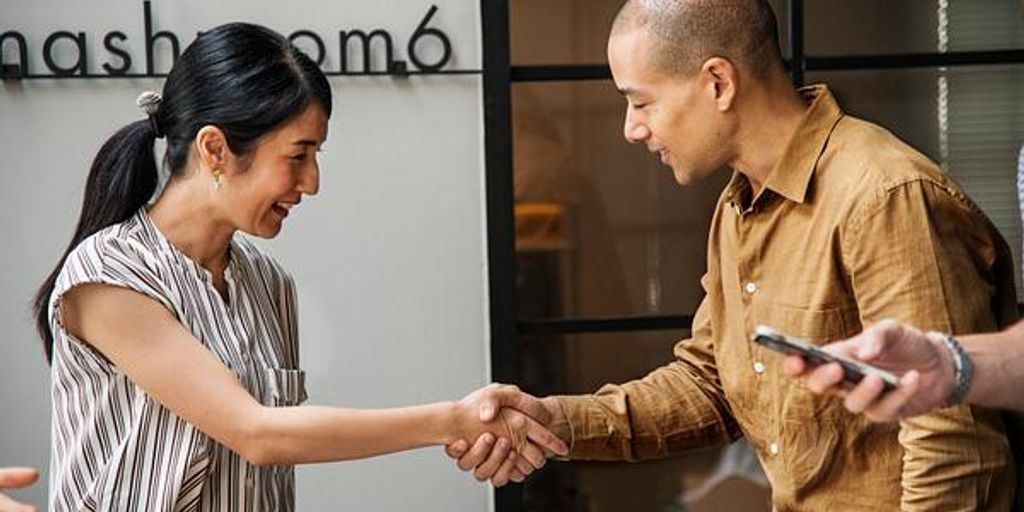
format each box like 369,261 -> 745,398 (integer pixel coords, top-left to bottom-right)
962,320 -> 1024,411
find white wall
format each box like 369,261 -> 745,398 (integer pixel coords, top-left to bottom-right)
0,1 -> 493,510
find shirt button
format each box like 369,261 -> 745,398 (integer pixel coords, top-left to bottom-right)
744,282 -> 758,294
769,442 -> 780,455
753,361 -> 765,374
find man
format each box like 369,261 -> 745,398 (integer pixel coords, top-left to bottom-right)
783,318 -> 1024,421
449,0 -> 1021,509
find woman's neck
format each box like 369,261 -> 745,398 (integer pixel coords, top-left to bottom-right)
147,177 -> 234,274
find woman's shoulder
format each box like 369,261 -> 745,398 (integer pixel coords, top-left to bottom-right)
65,212 -> 159,271
231,235 -> 294,286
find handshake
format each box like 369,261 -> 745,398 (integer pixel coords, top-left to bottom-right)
446,384 -> 571,487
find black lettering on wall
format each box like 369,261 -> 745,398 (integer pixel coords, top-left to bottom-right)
144,0 -> 179,74
0,3 -> 469,81
408,5 -> 451,72
43,31 -> 87,76
102,31 -> 131,75
0,31 -> 28,79
289,30 -> 326,66
339,29 -> 394,73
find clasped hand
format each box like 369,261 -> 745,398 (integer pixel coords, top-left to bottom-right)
449,384 -> 570,487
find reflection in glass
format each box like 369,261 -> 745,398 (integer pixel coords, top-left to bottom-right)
511,81 -> 726,319
510,0 -> 789,66
806,0 -> 1024,56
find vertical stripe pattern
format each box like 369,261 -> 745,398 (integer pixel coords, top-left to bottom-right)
47,210 -> 305,511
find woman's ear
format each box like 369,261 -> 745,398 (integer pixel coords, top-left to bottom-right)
195,125 -> 230,174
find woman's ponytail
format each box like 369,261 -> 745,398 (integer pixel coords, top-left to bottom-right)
32,117 -> 160,362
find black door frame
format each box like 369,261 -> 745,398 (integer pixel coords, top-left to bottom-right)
480,1 -> 1024,510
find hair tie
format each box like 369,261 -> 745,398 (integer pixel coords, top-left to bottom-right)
136,91 -> 165,139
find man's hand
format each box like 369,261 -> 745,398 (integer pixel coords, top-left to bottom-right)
449,384 -> 569,487
782,319 -> 955,421
446,384 -> 570,486
0,467 -> 38,512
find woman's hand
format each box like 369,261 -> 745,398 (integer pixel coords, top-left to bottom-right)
450,384 -> 568,486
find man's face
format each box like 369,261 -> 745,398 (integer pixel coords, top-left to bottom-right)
607,28 -> 731,185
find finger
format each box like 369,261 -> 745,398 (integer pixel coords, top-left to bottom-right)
457,433 -> 495,472
474,437 -> 512,481
0,493 -> 36,512
865,370 -> 922,422
517,441 -> 547,470
523,416 -> 569,456
843,374 -> 886,414
509,467 -> 527,484
513,451 -> 535,477
490,451 -> 519,488
0,468 -> 38,489
804,363 -> 845,395
782,355 -> 807,377
445,439 -> 469,459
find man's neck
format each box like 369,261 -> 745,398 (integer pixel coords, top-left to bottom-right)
730,82 -> 809,195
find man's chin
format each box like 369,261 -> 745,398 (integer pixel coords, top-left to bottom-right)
671,167 -> 697,186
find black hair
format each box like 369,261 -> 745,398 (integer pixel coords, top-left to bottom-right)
33,22 -> 332,362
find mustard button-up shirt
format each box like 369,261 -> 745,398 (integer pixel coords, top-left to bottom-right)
556,85 -> 1019,511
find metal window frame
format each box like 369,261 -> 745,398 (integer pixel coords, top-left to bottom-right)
481,1 -> 1024,510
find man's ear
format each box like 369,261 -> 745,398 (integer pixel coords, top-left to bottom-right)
195,125 -> 231,174
702,57 -> 738,112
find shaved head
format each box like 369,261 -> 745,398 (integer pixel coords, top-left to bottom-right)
612,0 -> 783,79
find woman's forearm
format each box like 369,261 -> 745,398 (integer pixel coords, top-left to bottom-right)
246,401 -> 459,466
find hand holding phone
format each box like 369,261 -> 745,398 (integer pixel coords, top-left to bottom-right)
753,324 -> 899,392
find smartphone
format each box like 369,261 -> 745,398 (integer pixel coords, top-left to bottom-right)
753,324 -> 899,392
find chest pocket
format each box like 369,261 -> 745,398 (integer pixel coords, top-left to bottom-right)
753,303 -> 860,497
263,368 -> 308,407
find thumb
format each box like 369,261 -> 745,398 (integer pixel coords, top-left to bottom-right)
484,385 -> 550,424
479,396 -> 501,422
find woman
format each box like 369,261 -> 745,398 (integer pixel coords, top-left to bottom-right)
32,23 -> 565,511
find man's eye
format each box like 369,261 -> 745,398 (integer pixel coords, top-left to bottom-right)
291,154 -> 307,161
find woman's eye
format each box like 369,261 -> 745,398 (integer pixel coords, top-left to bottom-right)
291,154 -> 306,161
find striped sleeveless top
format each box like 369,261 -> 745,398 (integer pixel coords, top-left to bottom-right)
47,209 -> 307,511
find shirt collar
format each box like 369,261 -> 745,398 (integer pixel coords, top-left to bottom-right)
761,84 -> 845,204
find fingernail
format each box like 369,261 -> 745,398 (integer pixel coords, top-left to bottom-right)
483,433 -> 495,444
481,405 -> 494,419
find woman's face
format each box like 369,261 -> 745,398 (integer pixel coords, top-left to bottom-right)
219,105 -> 329,238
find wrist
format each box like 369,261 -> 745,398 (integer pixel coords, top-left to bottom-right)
927,332 -> 974,407
437,400 -> 461,445
541,397 -> 572,447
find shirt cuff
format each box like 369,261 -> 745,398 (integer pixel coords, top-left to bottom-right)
554,394 -> 619,459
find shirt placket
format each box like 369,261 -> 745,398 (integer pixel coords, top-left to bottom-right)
733,195 -> 785,467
